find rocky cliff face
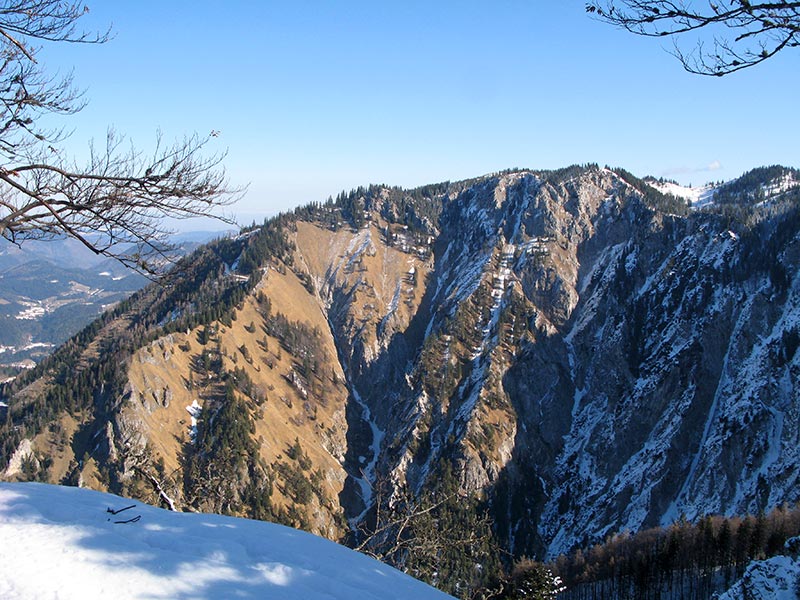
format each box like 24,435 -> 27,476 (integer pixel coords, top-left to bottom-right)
2,164 -> 799,567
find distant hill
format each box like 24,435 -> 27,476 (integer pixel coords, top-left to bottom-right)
0,232 -> 229,367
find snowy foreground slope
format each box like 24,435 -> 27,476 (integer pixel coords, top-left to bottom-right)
0,483 -> 453,600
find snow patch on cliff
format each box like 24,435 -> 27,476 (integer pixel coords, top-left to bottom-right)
716,554 -> 800,600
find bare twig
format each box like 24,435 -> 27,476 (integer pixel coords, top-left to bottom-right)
587,1 -> 800,75
0,2 -> 241,275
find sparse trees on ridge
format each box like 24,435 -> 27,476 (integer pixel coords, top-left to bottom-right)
0,1 -> 240,274
586,1 -> 800,75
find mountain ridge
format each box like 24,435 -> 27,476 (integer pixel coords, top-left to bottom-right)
1,163 -> 799,596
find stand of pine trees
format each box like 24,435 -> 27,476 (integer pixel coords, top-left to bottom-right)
549,505 -> 800,599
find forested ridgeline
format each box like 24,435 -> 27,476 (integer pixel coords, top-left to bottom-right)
546,505 -> 800,599
0,179 -> 454,482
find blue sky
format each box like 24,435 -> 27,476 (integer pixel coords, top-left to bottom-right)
38,1 -> 800,228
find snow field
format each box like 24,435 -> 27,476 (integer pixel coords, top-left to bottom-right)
0,482 -> 453,600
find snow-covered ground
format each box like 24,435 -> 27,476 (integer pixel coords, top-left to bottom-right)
185,399 -> 202,443
648,180 -> 716,208
0,482 -> 453,600
715,554 -> 800,600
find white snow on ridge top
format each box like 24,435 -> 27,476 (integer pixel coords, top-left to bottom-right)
764,172 -> 800,197
648,181 -> 716,209
0,482 -> 453,600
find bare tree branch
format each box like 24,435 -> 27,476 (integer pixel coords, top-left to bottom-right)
352,474 -> 498,597
586,1 -> 800,75
0,2 -> 242,275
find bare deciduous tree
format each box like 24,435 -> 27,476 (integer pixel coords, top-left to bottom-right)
586,1 -> 800,75
353,476 -> 500,597
354,480 -> 457,563
0,1 -> 240,274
